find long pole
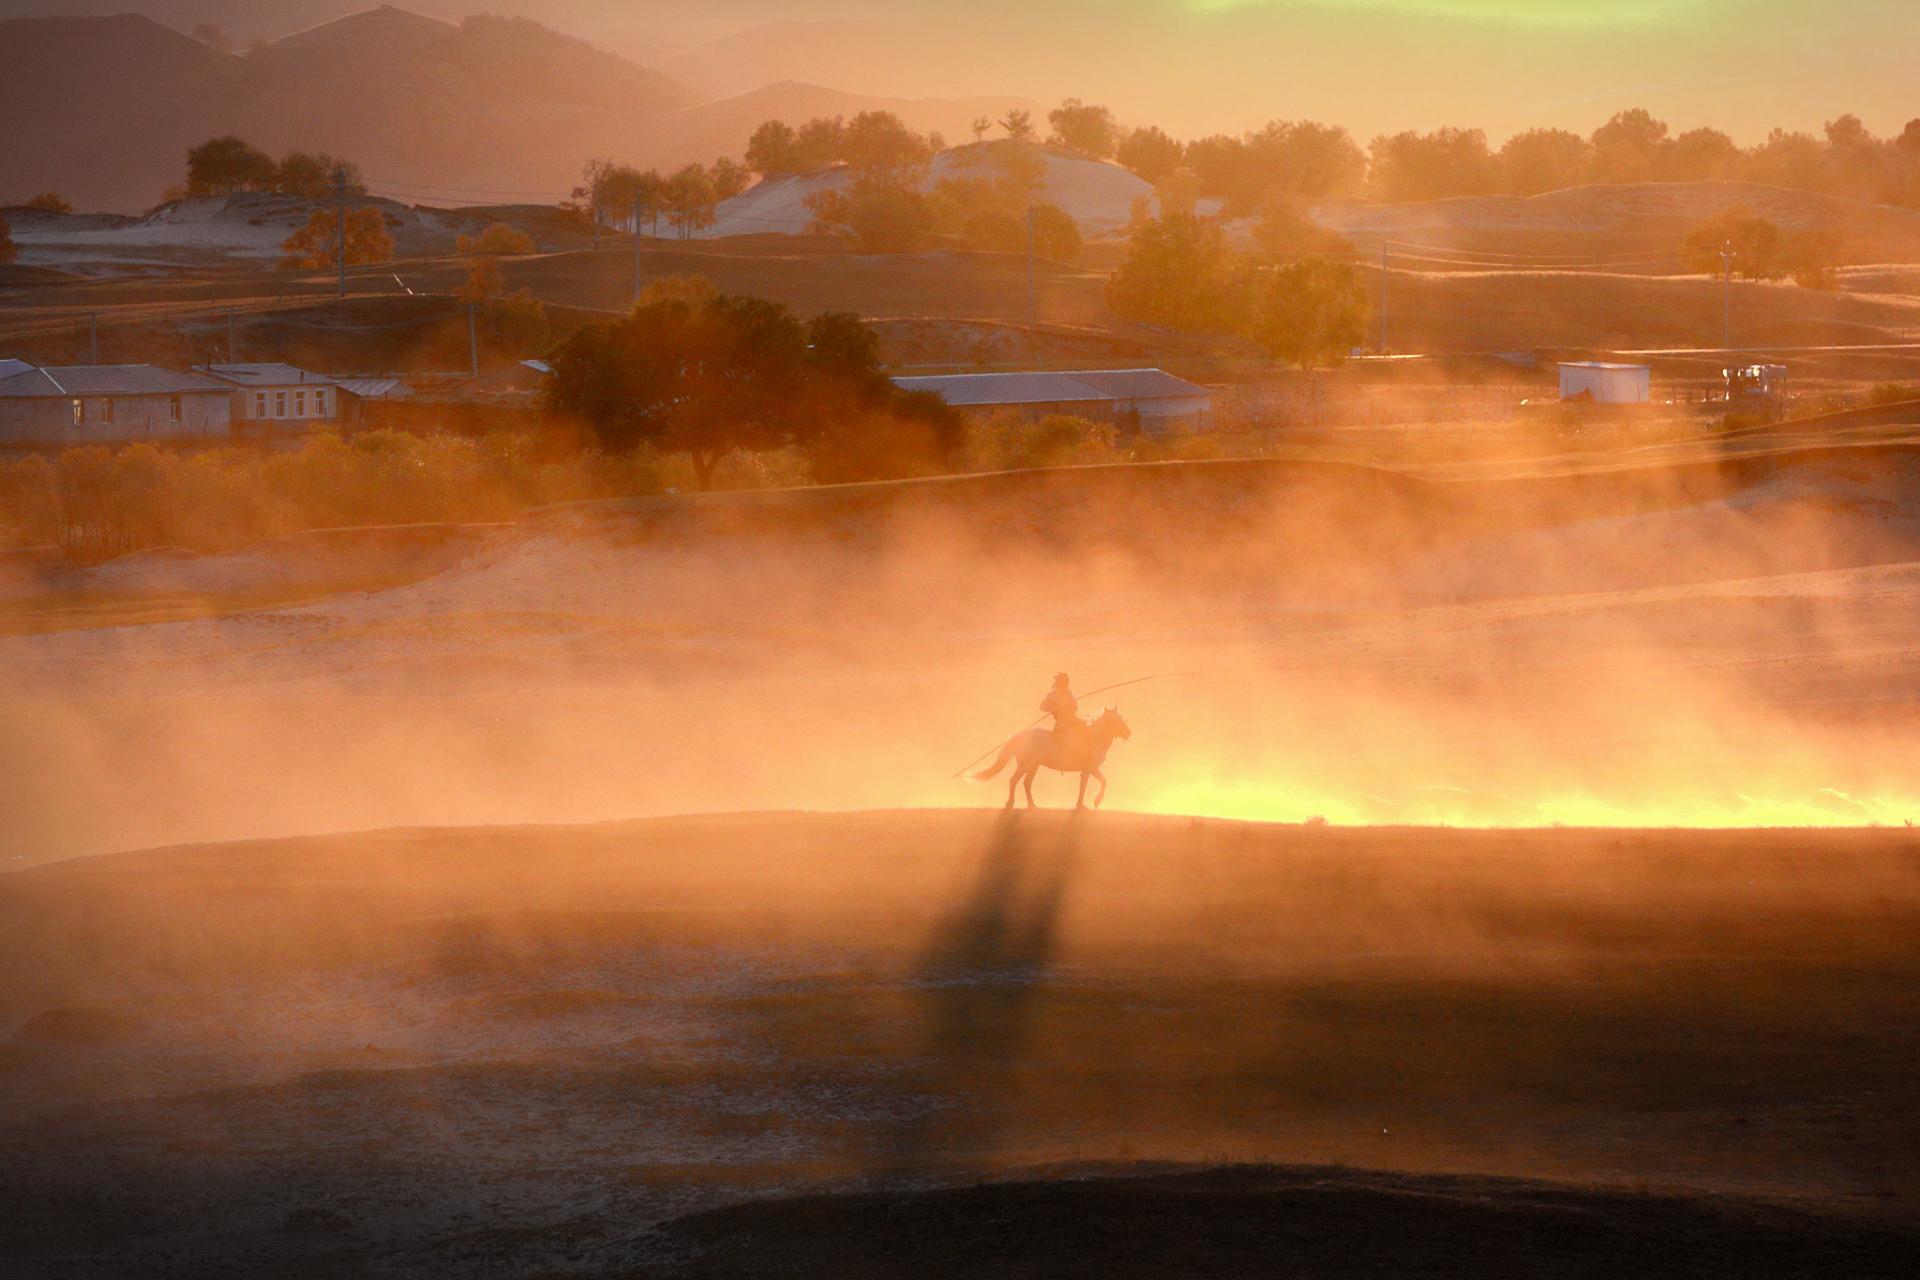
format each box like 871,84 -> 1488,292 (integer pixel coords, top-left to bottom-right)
227,308 -> 236,364
1026,201 -> 1038,369
633,194 -> 644,304
949,671 -> 1194,778
333,166 -> 350,300
88,312 -> 98,366
1720,239 -> 1733,355
1378,239 -> 1389,354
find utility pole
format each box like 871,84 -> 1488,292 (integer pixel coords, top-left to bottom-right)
88,312 -> 99,366
633,193 -> 645,304
1026,201 -> 1037,369
226,308 -> 236,364
467,302 -> 479,379
1720,238 -> 1733,355
331,165 -> 351,300
1378,239 -> 1390,354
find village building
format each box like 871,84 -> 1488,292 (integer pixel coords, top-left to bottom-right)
890,368 -> 1214,432
1557,361 -> 1651,404
0,364 -> 233,447
198,363 -> 343,432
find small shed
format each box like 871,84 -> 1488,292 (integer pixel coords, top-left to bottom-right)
890,368 -> 1213,432
1558,362 -> 1650,404
0,364 -> 233,447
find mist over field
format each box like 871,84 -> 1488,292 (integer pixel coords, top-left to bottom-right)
5,1 -> 1920,1276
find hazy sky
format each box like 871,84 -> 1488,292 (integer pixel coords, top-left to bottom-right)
3,0 -> 1910,142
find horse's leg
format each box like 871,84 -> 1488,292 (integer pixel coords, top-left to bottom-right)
1005,759 -> 1020,810
1022,765 -> 1037,809
1091,767 -> 1108,808
1076,771 -> 1090,810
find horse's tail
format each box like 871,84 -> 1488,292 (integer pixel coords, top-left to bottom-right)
972,739 -> 1015,781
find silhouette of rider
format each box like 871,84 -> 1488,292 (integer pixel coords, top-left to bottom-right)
1041,672 -> 1085,760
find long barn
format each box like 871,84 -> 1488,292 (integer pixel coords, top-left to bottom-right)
891,368 -> 1213,432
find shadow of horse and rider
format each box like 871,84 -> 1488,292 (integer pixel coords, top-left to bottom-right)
970,673 -> 1132,811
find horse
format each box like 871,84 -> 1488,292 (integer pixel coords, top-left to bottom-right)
973,707 -> 1132,810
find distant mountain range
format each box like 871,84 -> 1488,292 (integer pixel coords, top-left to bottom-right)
0,7 -> 1034,213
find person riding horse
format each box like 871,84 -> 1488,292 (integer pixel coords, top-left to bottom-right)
1041,672 -> 1086,762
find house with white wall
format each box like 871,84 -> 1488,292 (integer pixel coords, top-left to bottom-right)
199,363 -> 343,433
0,364 -> 233,447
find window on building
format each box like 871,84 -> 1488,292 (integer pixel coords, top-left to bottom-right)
71,398 -> 84,425
169,396 -> 182,423
255,392 -> 267,417
274,391 -> 287,417
295,390 -> 306,416
313,389 -> 328,417
101,398 -> 114,424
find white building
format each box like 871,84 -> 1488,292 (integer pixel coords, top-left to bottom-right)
199,363 -> 342,432
0,364 -> 234,446
890,368 -> 1213,432
1557,362 -> 1650,405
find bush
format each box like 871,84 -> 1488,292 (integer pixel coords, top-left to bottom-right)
456,222 -> 537,255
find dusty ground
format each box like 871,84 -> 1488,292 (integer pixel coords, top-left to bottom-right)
4,439 -> 1920,1273
3,813 -> 1918,1276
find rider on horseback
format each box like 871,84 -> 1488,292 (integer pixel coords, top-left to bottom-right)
1041,672 -> 1086,762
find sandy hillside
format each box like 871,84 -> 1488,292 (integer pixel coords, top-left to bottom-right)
5,195 -> 580,276
702,146 -> 1156,239
2,812 -> 1916,1275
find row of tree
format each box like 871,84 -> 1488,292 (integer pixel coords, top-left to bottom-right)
574,158 -> 749,240
184,136 -> 367,200
1105,108 -> 1920,211
804,139 -> 1080,257
545,279 -> 962,487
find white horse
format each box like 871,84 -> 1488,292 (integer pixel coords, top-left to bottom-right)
973,708 -> 1131,810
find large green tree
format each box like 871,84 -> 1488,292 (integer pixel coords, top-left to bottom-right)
186,136 -> 277,196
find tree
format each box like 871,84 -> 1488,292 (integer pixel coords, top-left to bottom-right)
458,255 -> 505,303
710,157 -> 751,201
280,206 -> 394,270
664,164 -> 718,238
1681,206 -> 1784,281
1156,167 -> 1202,218
1664,128 -> 1741,182
486,288 -> 551,357
457,222 -> 536,255
23,193 -> 72,214
807,178 -> 934,252
746,120 -> 801,175
1786,228 -> 1842,289
1241,120 -> 1368,204
1048,99 -> 1118,159
794,117 -> 848,170
1000,109 -> 1035,142
0,212 -> 15,267
1744,128 -> 1826,192
1252,198 -> 1353,261
1105,212 -> 1239,332
1497,128 -> 1591,195
275,152 -> 362,199
1368,128 -> 1495,201
843,111 -> 933,181
971,116 -> 993,144
545,292 -> 818,487
186,136 -> 277,196
1116,126 -> 1184,185
1181,134 -> 1248,199
1238,257 -> 1369,370
1588,108 -> 1669,183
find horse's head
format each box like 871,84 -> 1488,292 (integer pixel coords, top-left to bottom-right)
1094,706 -> 1131,740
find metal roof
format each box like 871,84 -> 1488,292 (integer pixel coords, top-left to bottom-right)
890,368 -> 1210,408
0,359 -> 32,381
1558,361 -> 1648,371
199,363 -> 337,387
0,365 -> 231,398
332,378 -> 412,400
